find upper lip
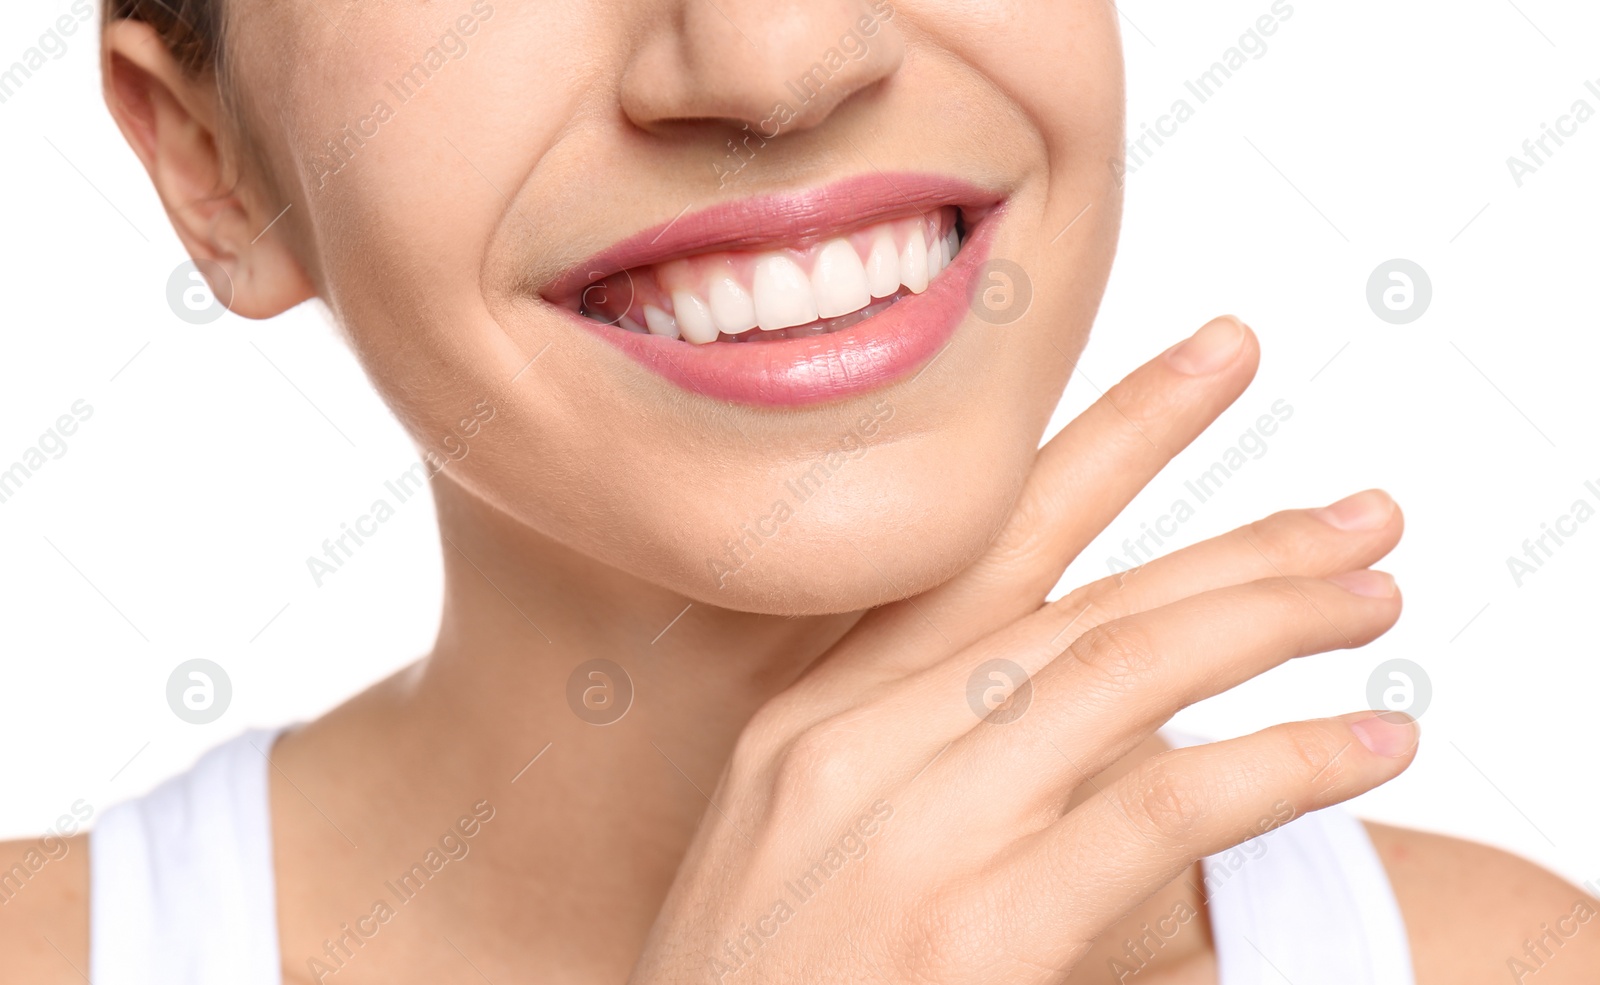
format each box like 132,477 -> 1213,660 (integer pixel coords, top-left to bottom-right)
540,172 -> 1004,303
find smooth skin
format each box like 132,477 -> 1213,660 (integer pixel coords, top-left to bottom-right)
4,0 -> 1597,982
6,328 -> 1595,984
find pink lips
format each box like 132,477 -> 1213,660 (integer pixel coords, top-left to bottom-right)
541,174 -> 1004,407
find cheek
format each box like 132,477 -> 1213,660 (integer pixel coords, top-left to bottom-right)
954,1 -> 1125,165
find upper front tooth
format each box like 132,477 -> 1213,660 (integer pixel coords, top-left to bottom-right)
900,229 -> 929,294
810,239 -> 871,319
753,255 -> 819,331
865,229 -> 900,299
671,290 -> 719,344
925,225 -> 941,281
937,227 -> 952,270
642,303 -> 680,339
944,226 -> 959,262
708,273 -> 758,335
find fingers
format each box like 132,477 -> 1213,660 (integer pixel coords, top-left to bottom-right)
846,316 -> 1260,675
927,316 -> 1257,628
944,570 -> 1402,801
1021,489 -> 1402,654
994,713 -> 1418,969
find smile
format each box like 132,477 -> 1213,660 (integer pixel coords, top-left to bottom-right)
568,208 -> 963,343
541,174 -> 1004,406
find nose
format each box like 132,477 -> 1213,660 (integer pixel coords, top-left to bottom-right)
620,0 -> 904,137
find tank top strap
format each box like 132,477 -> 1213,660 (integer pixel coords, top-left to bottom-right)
90,728 -> 286,985
1159,728 -> 1416,985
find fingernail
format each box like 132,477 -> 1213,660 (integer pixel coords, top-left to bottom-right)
1349,711 -> 1418,758
1165,316 -> 1246,376
1314,489 -> 1395,531
1327,569 -> 1397,598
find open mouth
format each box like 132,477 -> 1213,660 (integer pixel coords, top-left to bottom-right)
539,174 -> 1003,406
560,207 -> 965,344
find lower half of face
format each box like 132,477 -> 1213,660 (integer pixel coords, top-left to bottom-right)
251,0 -> 1125,614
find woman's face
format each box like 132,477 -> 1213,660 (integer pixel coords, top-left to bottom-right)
233,0 -> 1124,614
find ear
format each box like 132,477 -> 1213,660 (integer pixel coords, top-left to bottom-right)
102,19 -> 314,319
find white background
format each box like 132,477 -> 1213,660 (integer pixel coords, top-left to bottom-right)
0,0 -> 1596,890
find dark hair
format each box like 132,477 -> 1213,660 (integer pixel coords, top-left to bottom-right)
104,0 -> 223,75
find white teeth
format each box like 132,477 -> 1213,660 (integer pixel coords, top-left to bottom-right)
865,229 -> 900,299
671,290 -> 719,344
753,254 -> 819,331
592,210 -> 964,343
900,230 -> 929,294
708,273 -> 758,335
810,239 -> 871,319
642,304 -> 679,339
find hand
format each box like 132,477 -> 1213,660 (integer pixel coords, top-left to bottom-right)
628,316 -> 1416,985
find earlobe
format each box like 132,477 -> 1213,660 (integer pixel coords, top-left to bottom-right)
101,19 -> 314,320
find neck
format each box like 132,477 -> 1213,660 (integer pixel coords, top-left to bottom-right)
270,478 -> 1203,984
274,476 -> 859,979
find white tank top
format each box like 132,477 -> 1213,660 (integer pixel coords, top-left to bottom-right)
89,728 -> 1417,985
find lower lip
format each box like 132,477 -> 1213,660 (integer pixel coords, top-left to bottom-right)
561,209 -> 1001,408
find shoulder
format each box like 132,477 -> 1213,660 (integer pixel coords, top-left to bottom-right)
0,833 -> 91,983
1366,821 -> 1600,985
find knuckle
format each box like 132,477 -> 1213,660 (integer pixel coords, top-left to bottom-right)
728,702 -> 800,774
1070,621 -> 1162,694
1260,576 -> 1340,648
1069,577 -> 1135,625
1121,760 -> 1206,843
1264,575 -> 1318,616
1245,510 -> 1319,569
1284,721 -> 1351,792
769,720 -> 868,804
890,887 -> 991,984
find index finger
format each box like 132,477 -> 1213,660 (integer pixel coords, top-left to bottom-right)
848,315 -> 1260,672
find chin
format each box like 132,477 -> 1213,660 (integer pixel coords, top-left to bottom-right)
659,447 -> 1030,617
